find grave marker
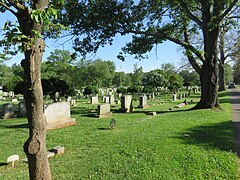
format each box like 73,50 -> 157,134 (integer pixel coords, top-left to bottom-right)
97,104 -> 112,118
44,102 -> 76,130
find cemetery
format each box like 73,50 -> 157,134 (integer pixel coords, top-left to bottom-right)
0,88 -> 238,179
0,0 -> 239,179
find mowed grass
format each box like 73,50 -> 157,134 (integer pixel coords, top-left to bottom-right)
0,91 -> 238,179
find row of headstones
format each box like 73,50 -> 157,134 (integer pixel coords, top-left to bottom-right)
1,101 -> 76,130
172,91 -> 191,102
97,95 -> 148,118
1,102 -> 26,119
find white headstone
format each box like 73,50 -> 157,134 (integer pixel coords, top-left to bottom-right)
44,102 -> 76,130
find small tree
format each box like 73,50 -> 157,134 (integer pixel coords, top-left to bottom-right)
83,86 -> 99,96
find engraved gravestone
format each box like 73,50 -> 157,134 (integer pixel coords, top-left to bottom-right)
2,103 -> 15,119
19,101 -> 27,117
91,96 -> 99,104
138,95 -> 149,109
44,102 -> 75,130
97,104 -> 112,118
119,95 -> 134,113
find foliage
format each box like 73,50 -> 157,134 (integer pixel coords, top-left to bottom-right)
42,77 -> 74,99
143,69 -> 168,87
179,70 -> 200,86
142,86 -> 155,93
127,86 -> 142,93
113,72 -> 131,87
83,86 -> 99,96
13,81 -> 25,95
168,74 -> 184,91
116,87 -> 127,94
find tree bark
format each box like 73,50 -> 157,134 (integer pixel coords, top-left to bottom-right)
16,2 -> 52,179
193,29 -> 220,109
218,29 -> 226,91
218,61 -> 226,91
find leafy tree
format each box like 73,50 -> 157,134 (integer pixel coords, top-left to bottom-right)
161,63 -> 176,75
143,69 -> 168,87
168,74 -> 184,91
224,64 -> 233,85
179,70 -> 199,86
83,86 -> 99,96
62,0 -> 239,109
0,1 -> 65,178
113,71 -> 131,87
42,77 -> 75,100
116,87 -> 127,94
131,64 -> 143,86
127,86 -> 142,93
142,86 -> 155,94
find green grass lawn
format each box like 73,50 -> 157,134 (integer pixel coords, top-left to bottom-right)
0,91 -> 239,179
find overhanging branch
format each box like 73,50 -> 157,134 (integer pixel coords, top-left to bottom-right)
0,2 -> 17,16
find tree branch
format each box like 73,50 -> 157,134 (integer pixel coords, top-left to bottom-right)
178,0 -> 203,28
123,28 -> 205,62
219,0 -> 238,21
0,2 -> 17,16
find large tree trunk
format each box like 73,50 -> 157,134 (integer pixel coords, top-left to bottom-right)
218,29 -> 226,91
16,1 -> 52,179
193,29 -> 220,109
218,61 -> 226,91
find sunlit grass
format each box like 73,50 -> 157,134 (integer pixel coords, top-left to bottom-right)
0,91 -> 238,179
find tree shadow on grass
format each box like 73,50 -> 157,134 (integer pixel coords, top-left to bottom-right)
0,163 -> 8,167
0,123 -> 29,129
179,121 -> 236,152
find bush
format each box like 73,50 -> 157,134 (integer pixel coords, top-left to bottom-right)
127,86 -> 142,93
83,86 -> 99,96
142,86 -> 155,93
116,87 -> 127,94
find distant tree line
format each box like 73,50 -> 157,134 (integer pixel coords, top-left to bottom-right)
0,49 -> 235,96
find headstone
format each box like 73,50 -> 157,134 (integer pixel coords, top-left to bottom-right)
172,94 -> 177,102
138,95 -> 149,109
104,96 -> 110,104
55,92 -> 60,102
44,102 -> 76,130
7,154 -> 19,167
175,103 -> 186,108
66,96 -> 72,102
19,101 -> 27,117
109,95 -> 115,105
148,112 -> 157,116
50,146 -> 65,155
97,104 -> 112,118
119,95 -> 134,113
11,98 -> 18,103
91,96 -> 99,104
2,103 -> 15,119
18,96 -> 24,101
70,99 -> 76,106
8,91 -> 14,97
152,92 -> 155,100
178,94 -> 182,99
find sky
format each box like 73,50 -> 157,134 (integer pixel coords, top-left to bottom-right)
0,10 -> 185,73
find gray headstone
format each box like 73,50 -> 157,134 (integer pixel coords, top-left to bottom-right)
119,95 -> 134,113
97,104 -> 112,118
104,96 -> 110,104
3,103 -> 15,119
19,101 -> 27,117
172,94 -> 177,102
91,96 -> 99,104
109,95 -> 115,105
44,102 -> 76,130
138,95 -> 149,108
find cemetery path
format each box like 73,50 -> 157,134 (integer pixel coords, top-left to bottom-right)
228,88 -> 240,156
